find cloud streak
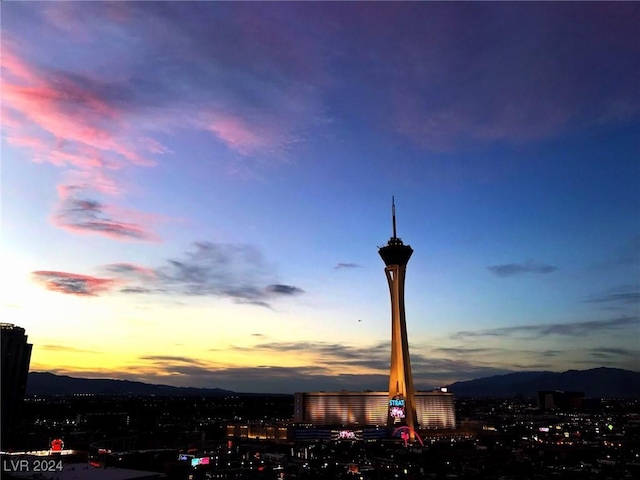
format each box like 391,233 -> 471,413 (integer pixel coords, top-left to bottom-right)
103,263 -> 157,279
33,242 -> 304,308
587,347 -> 638,359
40,345 -> 102,354
586,292 -> 640,305
154,242 -> 282,303
265,284 -> 304,296
487,261 -> 558,277
32,271 -> 118,296
36,338 -> 636,393
223,340 -> 522,389
451,316 -> 639,340
335,263 -> 362,270
592,235 -> 640,270
52,187 -> 158,241
124,347 -> 517,392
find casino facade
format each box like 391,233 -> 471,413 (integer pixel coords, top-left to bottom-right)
293,391 -> 455,430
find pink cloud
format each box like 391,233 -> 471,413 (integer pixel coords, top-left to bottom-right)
2,44 -> 164,241
5,134 -> 51,152
54,218 -> 156,242
209,116 -> 266,153
32,270 -> 118,296
1,48 -> 40,84
1,43 -> 164,164
1,109 -> 24,129
207,113 -> 297,156
64,169 -> 122,197
1,46 -> 155,169
2,82 -> 154,167
52,186 -> 159,242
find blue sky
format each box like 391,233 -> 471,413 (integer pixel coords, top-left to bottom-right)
1,1 -> 638,393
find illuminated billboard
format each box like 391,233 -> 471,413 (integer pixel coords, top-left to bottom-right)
338,430 -> 356,440
330,429 -> 363,441
190,457 -> 210,467
389,397 -> 405,423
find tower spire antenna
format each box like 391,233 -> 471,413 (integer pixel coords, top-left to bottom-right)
392,196 -> 397,238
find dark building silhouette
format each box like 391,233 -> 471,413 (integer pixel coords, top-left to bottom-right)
537,390 -> 585,410
1,323 -> 33,448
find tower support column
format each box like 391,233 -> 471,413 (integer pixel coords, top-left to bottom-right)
385,264 -> 417,435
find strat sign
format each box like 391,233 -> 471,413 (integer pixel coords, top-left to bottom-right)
389,398 -> 406,422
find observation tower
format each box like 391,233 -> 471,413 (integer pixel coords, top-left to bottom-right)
378,197 -> 418,439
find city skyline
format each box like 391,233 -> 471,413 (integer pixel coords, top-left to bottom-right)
2,2 -> 639,393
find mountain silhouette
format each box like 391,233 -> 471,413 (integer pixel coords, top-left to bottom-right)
27,367 -> 640,397
26,372 -> 234,396
448,367 -> 640,398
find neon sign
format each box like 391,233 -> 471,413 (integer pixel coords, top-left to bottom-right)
191,457 -> 210,467
389,397 -> 406,422
338,430 -> 356,440
392,426 -> 425,447
51,439 -> 64,451
390,406 -> 405,419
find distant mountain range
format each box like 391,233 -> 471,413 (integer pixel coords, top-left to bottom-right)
26,372 -> 234,396
447,367 -> 640,398
26,367 -> 640,397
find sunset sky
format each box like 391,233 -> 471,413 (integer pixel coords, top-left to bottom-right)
2,1 -> 638,393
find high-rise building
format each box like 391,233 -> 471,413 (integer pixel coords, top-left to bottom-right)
1,323 -> 33,448
378,197 -> 417,436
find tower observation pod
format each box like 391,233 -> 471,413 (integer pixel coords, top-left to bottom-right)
378,197 -> 418,440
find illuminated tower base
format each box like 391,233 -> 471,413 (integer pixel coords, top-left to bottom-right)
379,198 -> 418,440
